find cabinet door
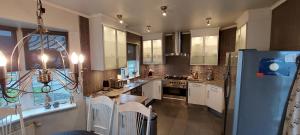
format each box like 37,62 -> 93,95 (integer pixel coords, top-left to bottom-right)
152,39 -> 163,64
240,24 -> 247,50
204,36 -> 218,65
103,26 -> 117,69
235,28 -> 241,51
207,85 -> 224,113
142,82 -> 153,104
152,80 -> 162,100
188,83 -> 206,105
190,37 -> 204,65
117,30 -> 127,68
143,40 -> 152,64
235,24 -> 247,51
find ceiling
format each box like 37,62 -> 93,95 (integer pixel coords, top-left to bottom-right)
45,0 -> 278,34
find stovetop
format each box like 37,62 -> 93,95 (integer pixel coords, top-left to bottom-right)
163,75 -> 188,89
164,75 -> 188,80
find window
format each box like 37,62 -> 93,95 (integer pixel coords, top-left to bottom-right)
0,72 -> 19,107
23,29 -> 69,70
0,25 -> 18,71
23,29 -> 71,105
126,43 -> 139,78
0,25 -> 19,107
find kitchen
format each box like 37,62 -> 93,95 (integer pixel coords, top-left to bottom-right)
0,0 -> 299,135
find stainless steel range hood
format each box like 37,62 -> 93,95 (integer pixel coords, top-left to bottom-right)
165,32 -> 189,56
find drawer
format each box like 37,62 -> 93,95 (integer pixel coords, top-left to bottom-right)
188,82 -> 205,87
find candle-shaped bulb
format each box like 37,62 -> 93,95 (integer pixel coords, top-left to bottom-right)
0,51 -> 7,67
71,52 -> 79,64
40,54 -> 48,69
79,54 -> 84,64
41,54 -> 49,63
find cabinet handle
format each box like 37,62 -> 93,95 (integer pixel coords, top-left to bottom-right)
207,90 -> 210,98
188,88 -> 190,96
159,86 -> 161,93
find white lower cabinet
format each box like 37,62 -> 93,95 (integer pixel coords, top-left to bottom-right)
142,80 -> 162,104
152,80 -> 162,100
188,82 -> 224,113
206,84 -> 224,113
188,83 -> 207,105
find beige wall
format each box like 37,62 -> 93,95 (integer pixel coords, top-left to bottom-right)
0,0 -> 86,134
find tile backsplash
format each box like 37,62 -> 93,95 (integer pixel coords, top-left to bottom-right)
141,64 -> 226,81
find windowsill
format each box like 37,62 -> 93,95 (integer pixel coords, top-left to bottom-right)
8,103 -> 77,124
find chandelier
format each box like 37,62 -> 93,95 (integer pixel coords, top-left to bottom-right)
0,0 -> 84,106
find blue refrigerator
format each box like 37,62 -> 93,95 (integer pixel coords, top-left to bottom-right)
224,50 -> 300,135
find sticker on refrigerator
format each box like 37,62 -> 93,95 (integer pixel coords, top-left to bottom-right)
258,58 -> 290,76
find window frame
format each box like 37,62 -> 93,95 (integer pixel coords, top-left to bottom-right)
0,25 -> 18,71
22,28 -> 70,70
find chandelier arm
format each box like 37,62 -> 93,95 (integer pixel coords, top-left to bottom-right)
52,70 -> 78,90
55,69 -> 76,83
7,70 -> 34,89
51,71 -> 68,87
2,70 -> 35,99
19,72 -> 35,93
8,31 -> 37,85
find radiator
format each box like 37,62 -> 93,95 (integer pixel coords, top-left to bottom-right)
11,123 -> 36,135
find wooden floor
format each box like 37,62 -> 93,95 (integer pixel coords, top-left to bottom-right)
151,99 -> 223,135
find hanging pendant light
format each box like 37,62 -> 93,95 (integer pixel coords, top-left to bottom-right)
117,14 -> 124,24
146,25 -> 151,33
161,6 -> 168,16
206,17 -> 212,26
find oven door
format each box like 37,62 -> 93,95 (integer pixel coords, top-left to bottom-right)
162,86 -> 187,101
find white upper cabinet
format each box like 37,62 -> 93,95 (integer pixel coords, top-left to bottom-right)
117,30 -> 127,68
152,39 -> 163,64
190,28 -> 219,65
103,26 -> 118,69
235,8 -> 272,51
190,37 -> 204,65
143,40 -> 152,64
204,36 -> 219,65
142,33 -> 164,65
90,15 -> 127,71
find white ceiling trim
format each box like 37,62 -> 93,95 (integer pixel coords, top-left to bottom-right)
220,25 -> 237,31
270,0 -> 287,10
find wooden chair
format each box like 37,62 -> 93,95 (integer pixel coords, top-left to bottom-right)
118,102 -> 152,135
0,104 -> 25,135
87,96 -> 115,135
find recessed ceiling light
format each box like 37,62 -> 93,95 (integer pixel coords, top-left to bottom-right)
146,25 -> 151,32
117,14 -> 124,24
206,17 -> 212,26
161,6 -> 167,17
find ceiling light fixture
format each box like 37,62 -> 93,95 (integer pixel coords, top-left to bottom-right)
146,25 -> 151,33
206,17 -> 212,26
161,6 -> 168,16
117,14 -> 124,24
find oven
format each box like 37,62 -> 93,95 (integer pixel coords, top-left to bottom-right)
162,76 -> 188,101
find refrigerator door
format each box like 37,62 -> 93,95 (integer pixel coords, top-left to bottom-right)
232,50 -> 300,135
224,52 -> 239,135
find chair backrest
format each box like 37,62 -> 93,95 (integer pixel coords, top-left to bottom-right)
87,96 -> 115,135
0,104 -> 25,135
118,102 -> 152,135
